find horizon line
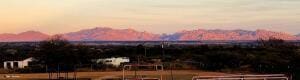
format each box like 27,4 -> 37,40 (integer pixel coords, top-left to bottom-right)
1,27 -> 299,35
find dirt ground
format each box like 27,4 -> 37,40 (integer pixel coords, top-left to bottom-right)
0,70 -> 231,80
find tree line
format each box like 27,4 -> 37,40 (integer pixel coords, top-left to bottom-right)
0,36 -> 299,79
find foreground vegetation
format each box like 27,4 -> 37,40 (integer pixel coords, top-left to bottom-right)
0,36 -> 299,79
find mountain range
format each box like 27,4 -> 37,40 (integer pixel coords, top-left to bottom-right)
0,31 -> 49,42
0,27 -> 299,42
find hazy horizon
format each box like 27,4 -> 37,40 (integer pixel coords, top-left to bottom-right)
0,27 -> 299,36
1,0 -> 300,34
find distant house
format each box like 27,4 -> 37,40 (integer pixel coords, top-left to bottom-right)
3,57 -> 35,69
93,57 -> 130,67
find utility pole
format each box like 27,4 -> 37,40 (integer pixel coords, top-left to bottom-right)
144,46 -> 147,57
162,42 -> 165,61
171,63 -> 174,80
134,64 -> 138,79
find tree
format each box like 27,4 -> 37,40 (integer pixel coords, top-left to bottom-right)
257,37 -> 291,48
33,35 -> 78,70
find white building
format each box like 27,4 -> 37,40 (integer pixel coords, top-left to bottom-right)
94,57 -> 130,67
3,57 -> 35,69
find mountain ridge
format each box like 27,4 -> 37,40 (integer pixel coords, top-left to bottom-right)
165,29 -> 297,41
63,27 -> 161,41
0,31 -> 49,42
0,27 -> 299,42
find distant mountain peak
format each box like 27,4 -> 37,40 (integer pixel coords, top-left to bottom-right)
256,29 -> 267,31
63,27 -> 160,41
93,27 -> 113,30
172,29 -> 297,40
18,30 -> 45,35
0,31 -> 49,42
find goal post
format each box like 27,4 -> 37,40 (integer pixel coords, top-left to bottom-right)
192,74 -> 289,80
122,64 -> 164,80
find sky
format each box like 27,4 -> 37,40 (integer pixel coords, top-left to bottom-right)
0,0 -> 300,35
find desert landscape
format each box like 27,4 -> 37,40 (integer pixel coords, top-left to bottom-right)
1,0 -> 300,80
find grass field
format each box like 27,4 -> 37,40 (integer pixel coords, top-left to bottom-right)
0,70 -> 230,80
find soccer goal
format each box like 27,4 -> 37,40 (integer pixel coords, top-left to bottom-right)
122,64 -> 164,80
192,74 -> 289,80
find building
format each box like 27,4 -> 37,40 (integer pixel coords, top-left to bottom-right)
93,57 -> 130,67
3,57 -> 35,69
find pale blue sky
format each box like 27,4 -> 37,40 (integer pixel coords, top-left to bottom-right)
0,0 -> 299,34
